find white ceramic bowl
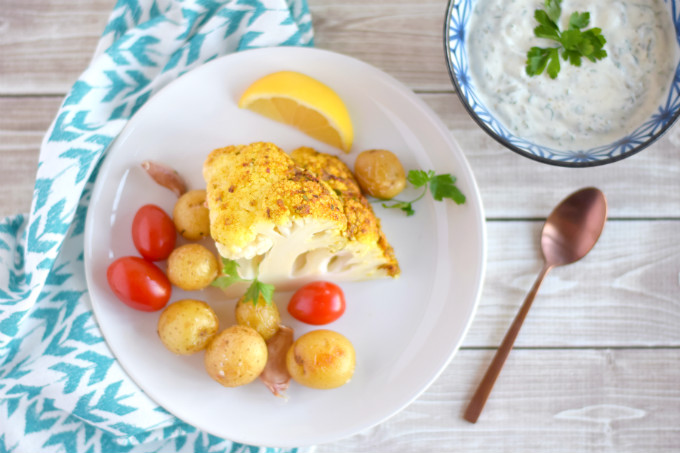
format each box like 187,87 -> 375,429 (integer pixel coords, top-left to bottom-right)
445,0 -> 680,167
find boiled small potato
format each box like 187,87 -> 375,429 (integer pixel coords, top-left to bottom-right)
353,149 -> 406,199
286,329 -> 355,389
167,243 -> 219,291
157,299 -> 219,355
235,293 -> 281,341
173,189 -> 210,240
204,325 -> 268,387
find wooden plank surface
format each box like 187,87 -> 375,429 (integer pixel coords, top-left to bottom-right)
309,0 -> 452,90
1,0 -> 679,452
466,220 -> 680,348
0,0 -> 112,94
316,349 -> 680,453
0,0 -> 450,93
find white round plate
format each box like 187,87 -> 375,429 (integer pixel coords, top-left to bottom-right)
84,46 -> 486,448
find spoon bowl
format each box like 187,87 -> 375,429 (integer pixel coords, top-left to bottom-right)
464,187 -> 607,423
542,188 -> 609,267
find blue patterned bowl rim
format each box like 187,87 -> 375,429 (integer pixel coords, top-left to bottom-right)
444,0 -> 680,168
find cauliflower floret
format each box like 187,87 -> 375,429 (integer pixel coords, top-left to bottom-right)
290,147 -> 400,279
203,142 -> 399,294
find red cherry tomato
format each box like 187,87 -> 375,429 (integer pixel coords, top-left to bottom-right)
131,204 -> 176,261
288,281 -> 346,325
106,256 -> 171,311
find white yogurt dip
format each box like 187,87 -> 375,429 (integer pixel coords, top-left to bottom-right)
466,0 -> 678,150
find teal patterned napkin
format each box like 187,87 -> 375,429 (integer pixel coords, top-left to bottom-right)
0,1 -> 313,451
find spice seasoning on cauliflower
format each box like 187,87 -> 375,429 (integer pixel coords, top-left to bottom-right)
203,142 -> 399,294
291,146 -> 400,278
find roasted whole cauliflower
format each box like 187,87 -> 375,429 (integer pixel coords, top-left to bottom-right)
203,142 -> 399,294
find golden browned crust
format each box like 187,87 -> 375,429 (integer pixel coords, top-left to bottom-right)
203,142 -> 346,251
291,147 -> 400,277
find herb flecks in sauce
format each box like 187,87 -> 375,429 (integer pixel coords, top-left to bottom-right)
526,0 -> 607,79
466,0 -> 676,150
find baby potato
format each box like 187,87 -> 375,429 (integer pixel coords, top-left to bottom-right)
286,329 -> 355,389
353,149 -> 406,199
204,325 -> 268,387
173,189 -> 210,240
157,299 -> 219,355
167,243 -> 219,291
235,294 -> 281,341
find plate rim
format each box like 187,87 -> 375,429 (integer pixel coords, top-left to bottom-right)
84,45 -> 487,447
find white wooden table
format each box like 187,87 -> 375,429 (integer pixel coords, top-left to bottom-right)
2,1 -> 679,451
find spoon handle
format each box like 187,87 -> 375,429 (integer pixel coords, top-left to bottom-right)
463,263 -> 553,423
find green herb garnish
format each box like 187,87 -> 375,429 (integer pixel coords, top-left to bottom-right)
211,258 -> 275,304
526,0 -> 607,79
381,170 -> 465,216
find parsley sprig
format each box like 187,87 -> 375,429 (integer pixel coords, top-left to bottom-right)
381,170 -> 465,216
211,258 -> 274,304
526,0 -> 607,79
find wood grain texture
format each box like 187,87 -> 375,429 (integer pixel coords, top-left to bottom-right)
465,221 -> 680,348
316,349 -> 680,453
309,0 -> 452,90
0,0 -> 452,92
0,0 -> 112,94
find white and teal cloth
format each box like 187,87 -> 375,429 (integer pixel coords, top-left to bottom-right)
0,1 -> 313,451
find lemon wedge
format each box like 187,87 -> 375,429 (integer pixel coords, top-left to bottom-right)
238,71 -> 353,153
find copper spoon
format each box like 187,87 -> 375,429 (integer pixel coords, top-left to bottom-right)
464,187 -> 608,423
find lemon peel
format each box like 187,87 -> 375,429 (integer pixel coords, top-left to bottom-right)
238,71 -> 353,153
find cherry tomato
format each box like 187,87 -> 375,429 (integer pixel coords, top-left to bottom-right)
106,256 -> 171,311
131,204 -> 176,261
288,281 -> 346,325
